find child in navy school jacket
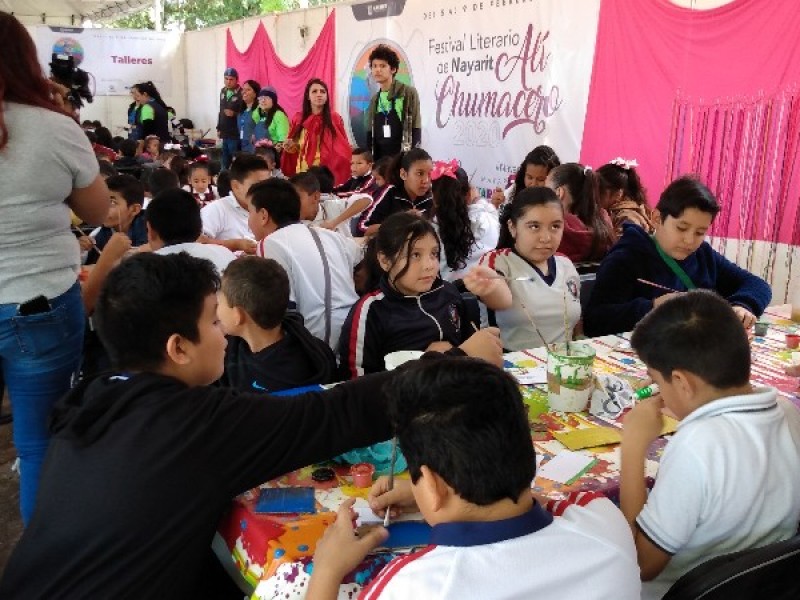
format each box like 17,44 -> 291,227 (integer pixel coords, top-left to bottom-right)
584,176 -> 771,336
334,147 -> 379,198
338,212 -> 503,378
217,256 -> 337,393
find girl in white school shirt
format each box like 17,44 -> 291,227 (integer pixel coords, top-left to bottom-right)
469,186 -> 581,351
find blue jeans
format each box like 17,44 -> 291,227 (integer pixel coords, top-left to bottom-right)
0,282 -> 84,524
221,138 -> 240,170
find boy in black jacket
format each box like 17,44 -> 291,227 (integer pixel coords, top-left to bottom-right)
218,255 -> 337,392
0,253 -> 393,599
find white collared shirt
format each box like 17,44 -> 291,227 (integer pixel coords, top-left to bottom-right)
639,387 -> 800,599
154,242 -> 236,274
200,194 -> 254,241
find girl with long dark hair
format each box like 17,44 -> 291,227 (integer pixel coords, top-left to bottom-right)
280,78 -> 351,184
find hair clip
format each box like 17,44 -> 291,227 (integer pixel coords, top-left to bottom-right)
609,157 -> 639,170
583,165 -> 593,175
431,159 -> 460,182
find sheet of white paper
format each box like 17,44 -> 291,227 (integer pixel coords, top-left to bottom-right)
537,451 -> 596,484
506,366 -> 548,385
352,497 -> 423,525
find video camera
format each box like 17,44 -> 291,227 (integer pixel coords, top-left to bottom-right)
50,53 -> 93,109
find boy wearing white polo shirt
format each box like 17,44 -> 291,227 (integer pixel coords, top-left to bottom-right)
621,290 -> 800,599
308,358 -> 641,599
200,153 -> 269,254
248,178 -> 361,351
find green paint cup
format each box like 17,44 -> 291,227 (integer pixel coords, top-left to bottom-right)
546,342 -> 596,412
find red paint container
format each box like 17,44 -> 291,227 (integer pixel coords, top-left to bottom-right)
350,462 -> 375,488
786,334 -> 800,349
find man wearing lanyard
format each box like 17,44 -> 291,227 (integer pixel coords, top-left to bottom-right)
217,67 -> 244,170
365,45 -> 422,161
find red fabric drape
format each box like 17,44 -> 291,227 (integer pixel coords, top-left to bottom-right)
225,11 -> 337,120
580,0 -> 800,245
280,111 -> 352,185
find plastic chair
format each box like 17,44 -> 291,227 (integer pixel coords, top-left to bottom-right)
662,535 -> 800,600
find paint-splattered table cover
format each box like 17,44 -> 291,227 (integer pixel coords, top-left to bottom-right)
222,307 -> 800,600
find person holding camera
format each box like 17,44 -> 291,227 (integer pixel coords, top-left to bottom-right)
0,12 -> 110,524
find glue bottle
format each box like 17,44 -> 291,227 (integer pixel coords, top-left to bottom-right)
635,383 -> 659,400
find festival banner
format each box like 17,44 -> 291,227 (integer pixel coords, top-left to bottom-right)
336,0 -> 601,189
33,26 -> 182,97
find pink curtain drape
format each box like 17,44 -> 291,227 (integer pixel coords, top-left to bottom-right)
225,11 -> 336,120
580,0 -> 800,246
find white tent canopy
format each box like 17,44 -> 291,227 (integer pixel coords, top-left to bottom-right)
1,0 -> 152,25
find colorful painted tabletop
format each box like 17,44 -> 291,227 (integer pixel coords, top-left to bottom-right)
220,306 -> 800,599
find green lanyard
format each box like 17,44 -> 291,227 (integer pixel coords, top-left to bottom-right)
651,235 -> 696,290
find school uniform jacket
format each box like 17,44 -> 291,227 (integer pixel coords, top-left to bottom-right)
339,276 -> 470,378
360,185 -> 433,230
584,223 -> 772,336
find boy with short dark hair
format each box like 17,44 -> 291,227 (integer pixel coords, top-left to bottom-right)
291,169 -> 371,237
366,44 -> 421,161
249,178 -> 361,350
86,173 -> 147,264
308,357 -> 641,599
334,147 -> 378,198
147,189 -> 236,274
146,166 -> 180,199
621,290 -> 800,599
585,176 -> 772,336
218,255 -> 337,392
113,138 -> 140,170
0,252 -> 397,599
200,153 -> 270,254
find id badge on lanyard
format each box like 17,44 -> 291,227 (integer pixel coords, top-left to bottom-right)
383,123 -> 392,138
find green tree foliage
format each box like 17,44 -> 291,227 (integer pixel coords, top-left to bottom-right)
111,0 -> 276,31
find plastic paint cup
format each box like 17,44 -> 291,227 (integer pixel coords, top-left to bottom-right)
350,462 -> 375,488
546,342 -> 596,412
787,334 -> 800,349
754,321 -> 769,337
384,350 -> 424,371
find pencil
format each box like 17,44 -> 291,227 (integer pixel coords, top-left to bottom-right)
637,278 -> 680,293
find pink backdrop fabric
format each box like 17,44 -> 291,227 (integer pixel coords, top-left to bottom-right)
225,11 -> 337,121
580,0 -> 800,245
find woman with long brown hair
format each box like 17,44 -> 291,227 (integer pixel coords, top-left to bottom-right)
280,78 -> 351,185
0,12 -> 109,524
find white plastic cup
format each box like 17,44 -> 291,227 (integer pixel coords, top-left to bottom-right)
546,342 -> 596,412
383,350 -> 424,371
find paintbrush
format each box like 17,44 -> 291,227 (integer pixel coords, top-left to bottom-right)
518,299 -> 553,352
383,436 -> 398,527
563,290 -> 571,355
637,278 -> 680,294
72,226 -> 102,256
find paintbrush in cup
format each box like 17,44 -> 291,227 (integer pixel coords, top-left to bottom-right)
563,290 -> 571,355
519,299 -> 552,352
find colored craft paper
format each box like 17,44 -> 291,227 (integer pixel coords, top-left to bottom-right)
255,487 -> 316,514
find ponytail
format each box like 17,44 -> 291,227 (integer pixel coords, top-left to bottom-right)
548,163 -> 614,259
